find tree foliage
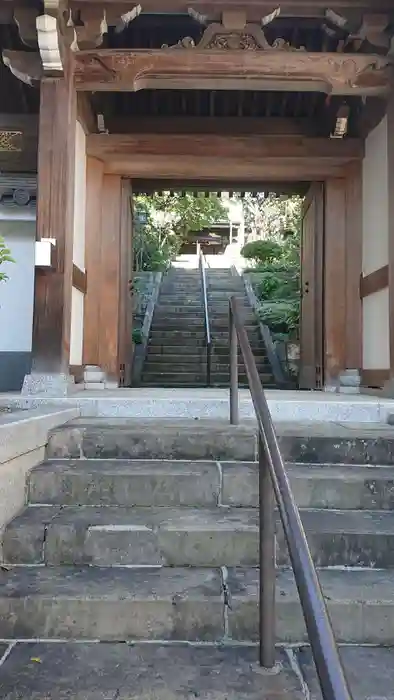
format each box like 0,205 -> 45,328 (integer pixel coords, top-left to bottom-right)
240,193 -> 303,340
0,236 -> 14,282
241,239 -> 283,265
133,193 -> 228,271
241,192 -> 303,242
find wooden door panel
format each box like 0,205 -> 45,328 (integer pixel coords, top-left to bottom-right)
299,183 -> 324,389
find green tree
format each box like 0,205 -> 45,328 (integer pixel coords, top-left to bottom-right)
133,192 -> 228,271
0,236 -> 14,282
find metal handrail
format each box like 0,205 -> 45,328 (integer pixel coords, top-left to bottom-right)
229,295 -> 352,700
198,244 -> 212,386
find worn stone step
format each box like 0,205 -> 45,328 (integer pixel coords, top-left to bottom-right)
141,372 -> 210,384
1,566 -> 394,645
45,420 -> 394,465
222,462 -> 394,510
28,460 -> 394,511
0,642 -> 304,699
46,420 -> 258,461
225,567 -> 394,645
6,505 -> 394,568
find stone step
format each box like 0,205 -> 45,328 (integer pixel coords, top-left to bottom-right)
0,565 -> 393,644
46,420 -> 259,461
143,358 -> 270,371
28,460 -> 394,511
141,372 -> 273,385
46,420 -> 394,465
0,642 -> 305,698
146,345 -> 267,357
5,505 -> 394,568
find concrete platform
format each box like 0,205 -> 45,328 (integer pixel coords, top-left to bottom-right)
1,387 -> 394,423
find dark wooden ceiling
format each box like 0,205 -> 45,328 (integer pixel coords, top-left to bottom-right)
104,13 -> 379,52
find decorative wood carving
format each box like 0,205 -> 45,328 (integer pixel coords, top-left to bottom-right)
325,9 -> 391,52
162,19 -> 304,51
2,50 -> 42,86
74,48 -> 392,96
0,131 -> 23,153
36,1 -> 65,74
13,8 -> 39,48
72,8 -> 108,49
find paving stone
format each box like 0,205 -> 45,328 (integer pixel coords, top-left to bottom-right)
221,461 -> 394,510
0,567 -> 223,641
29,460 -> 221,507
0,642 -> 304,700
298,646 -> 394,700
226,567 -> 394,644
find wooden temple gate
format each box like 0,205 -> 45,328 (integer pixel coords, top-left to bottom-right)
0,0 -> 393,391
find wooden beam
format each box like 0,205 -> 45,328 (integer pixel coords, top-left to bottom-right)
74,48 -> 391,96
87,132 -> 363,179
87,133 -> 364,161
32,72 -> 76,374
105,117 -> 315,136
360,264 -> 389,298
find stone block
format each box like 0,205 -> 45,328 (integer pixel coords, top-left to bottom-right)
0,567 -> 224,642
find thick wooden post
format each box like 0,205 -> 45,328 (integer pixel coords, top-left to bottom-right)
83,170 -> 133,386
344,163 -> 362,372
27,71 -> 76,388
324,178 -> 347,386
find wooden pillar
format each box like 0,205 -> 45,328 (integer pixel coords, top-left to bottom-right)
83,167 -> 132,385
324,178 -> 347,385
118,179 -> 133,386
387,95 -> 394,380
344,163 -> 363,371
30,71 -> 76,376
83,156 -> 104,367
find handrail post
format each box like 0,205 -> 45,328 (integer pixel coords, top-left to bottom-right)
258,434 -> 276,668
229,302 -> 239,425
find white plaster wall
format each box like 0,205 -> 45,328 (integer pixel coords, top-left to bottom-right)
362,117 -> 390,370
70,287 -> 84,365
0,220 -> 35,352
70,120 -> 86,366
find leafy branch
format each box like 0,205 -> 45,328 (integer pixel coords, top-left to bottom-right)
0,236 -> 14,282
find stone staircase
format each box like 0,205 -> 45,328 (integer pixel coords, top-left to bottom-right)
1,418 -> 394,697
141,266 -> 276,388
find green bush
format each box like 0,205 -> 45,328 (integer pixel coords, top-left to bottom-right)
256,270 -> 299,301
257,300 -> 300,338
241,239 -> 283,265
0,236 -> 14,282
132,328 -> 143,345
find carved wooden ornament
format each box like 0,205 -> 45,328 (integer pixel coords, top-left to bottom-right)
73,48 -> 392,96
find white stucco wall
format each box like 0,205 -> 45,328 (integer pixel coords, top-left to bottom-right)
0,219 -> 35,353
362,117 -> 390,370
70,121 -> 86,366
